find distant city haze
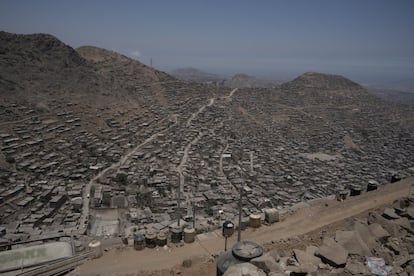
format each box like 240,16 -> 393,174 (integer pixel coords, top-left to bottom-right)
1,0 -> 413,88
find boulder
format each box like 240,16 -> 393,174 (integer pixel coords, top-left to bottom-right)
294,248 -> 321,266
335,230 -> 370,256
372,247 -> 394,265
286,256 -> 300,266
368,223 -> 390,243
250,254 -> 281,273
395,207 -> 407,216
394,254 -> 414,267
266,249 -> 280,262
368,212 -> 403,237
385,241 -> 401,255
403,236 -> 414,254
223,262 -> 266,276
405,260 -> 414,275
394,217 -> 414,234
293,248 -> 321,273
344,258 -> 371,275
383,208 -> 401,220
354,221 -> 379,251
306,245 -> 319,256
316,237 -> 348,267
406,206 -> 414,219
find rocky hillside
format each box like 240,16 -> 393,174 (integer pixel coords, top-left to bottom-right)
278,72 -> 368,107
281,72 -> 364,91
222,196 -> 414,276
0,31 -> 92,97
0,31 -> 220,132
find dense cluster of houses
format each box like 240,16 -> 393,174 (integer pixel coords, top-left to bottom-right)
1,82 -> 413,245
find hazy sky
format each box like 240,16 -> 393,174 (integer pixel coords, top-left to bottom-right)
1,0 -> 414,86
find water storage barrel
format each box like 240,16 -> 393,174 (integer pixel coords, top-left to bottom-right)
156,232 -> 167,246
183,227 -> 196,243
216,241 -> 263,276
240,217 -> 249,230
170,227 -> 182,243
264,208 -> 279,224
391,174 -> 401,183
249,214 -> 261,228
216,251 -> 242,276
367,181 -> 378,192
350,185 -> 362,196
145,230 -> 157,248
88,240 -> 103,258
133,234 -> 145,250
222,221 -> 234,237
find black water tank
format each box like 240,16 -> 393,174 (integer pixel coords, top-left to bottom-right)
367,181 -> 378,192
350,185 -> 362,196
170,227 -> 182,243
222,221 -> 234,237
216,241 -> 263,276
145,231 -> 157,248
391,174 -> 401,183
156,232 -> 167,246
133,234 -> 145,250
216,251 -> 243,276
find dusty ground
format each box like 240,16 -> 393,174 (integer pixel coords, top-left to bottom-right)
77,178 -> 413,276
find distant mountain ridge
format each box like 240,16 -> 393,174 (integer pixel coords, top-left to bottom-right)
170,67 -> 280,88
224,73 -> 280,88
170,67 -> 223,83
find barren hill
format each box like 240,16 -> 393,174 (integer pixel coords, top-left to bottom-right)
282,72 -> 364,91
0,31 -> 91,98
0,31 -> 219,133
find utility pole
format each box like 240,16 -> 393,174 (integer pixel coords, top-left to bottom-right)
250,151 -> 254,173
238,185 -> 242,242
177,173 -> 181,227
192,201 -> 196,229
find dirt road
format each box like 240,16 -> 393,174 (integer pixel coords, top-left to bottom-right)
79,177 -> 413,275
78,115 -> 177,234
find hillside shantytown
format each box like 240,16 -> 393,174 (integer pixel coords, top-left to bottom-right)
0,31 -> 414,276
